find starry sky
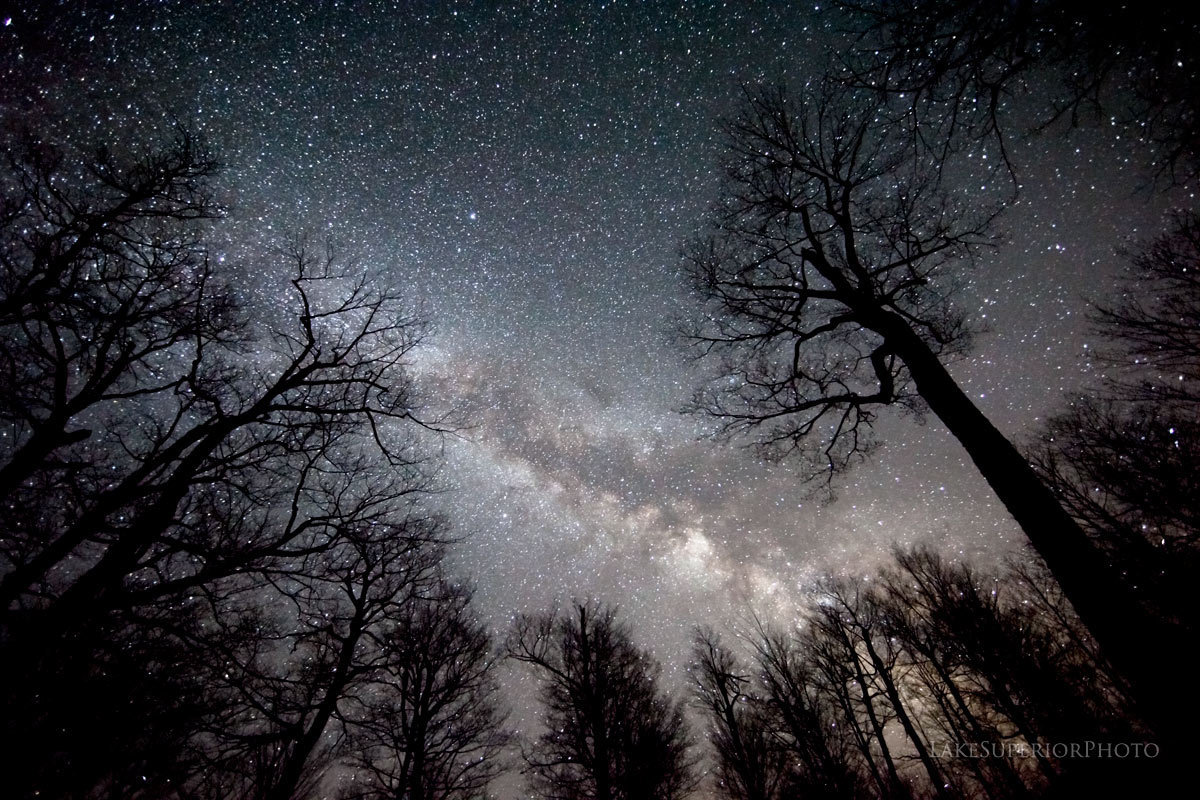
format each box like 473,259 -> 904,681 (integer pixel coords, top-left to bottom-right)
1,0 -> 1187,741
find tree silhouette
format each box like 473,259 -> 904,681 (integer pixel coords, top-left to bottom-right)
1034,213 -> 1200,575
815,578 -> 952,799
680,82 -> 1177,748
191,515 -> 445,800
692,548 -> 1141,800
1029,211 -> 1200,767
0,241 -> 442,620
1034,397 -> 1199,633
689,628 -> 788,800
0,129 -> 231,601
1091,211 -> 1200,409
836,0 -> 1200,180
344,579 -> 512,800
507,602 -> 697,800
876,547 -> 1137,796
0,129 -> 457,799
743,622 -> 864,800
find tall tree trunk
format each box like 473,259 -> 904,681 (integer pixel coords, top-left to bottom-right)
871,308 -> 1188,753
846,647 -> 906,798
579,607 -> 613,800
861,636 -> 953,800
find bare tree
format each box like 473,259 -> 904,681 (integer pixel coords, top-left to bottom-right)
708,547 -> 1141,800
682,82 -> 984,480
1033,397 -> 1199,634
836,0 -> 1200,181
0,135 -> 225,461
743,622 -> 865,800
1093,210 -> 1200,408
812,578 -> 953,799
680,82 -> 1176,746
0,129 -> 234,594
0,239 -> 444,622
689,628 -> 788,800
507,602 -> 697,800
877,548 -> 1129,796
873,554 -> 1035,798
0,129 -> 456,800
1027,211 -> 1200,772
189,511 -> 445,800
344,578 -> 512,800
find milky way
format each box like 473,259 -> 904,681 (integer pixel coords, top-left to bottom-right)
1,0 -> 1185,733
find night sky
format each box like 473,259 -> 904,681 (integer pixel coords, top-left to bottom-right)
1,0 -> 1187,752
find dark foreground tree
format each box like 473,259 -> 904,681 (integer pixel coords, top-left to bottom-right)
0,240 -> 440,623
507,602 -> 697,800
344,579 -> 512,800
0,129 -> 464,799
0,129 -> 231,599
689,628 -> 788,800
191,515 -> 446,800
745,620 -> 866,800
679,83 -> 1181,750
836,0 -> 1200,181
876,549 -> 1139,797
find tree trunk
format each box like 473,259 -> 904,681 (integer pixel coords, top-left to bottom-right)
846,646 -> 905,798
861,635 -> 953,800
0,418 -> 91,501
872,309 -> 1189,754
579,607 -> 613,800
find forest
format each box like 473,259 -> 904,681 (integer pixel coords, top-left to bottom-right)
1,1 -> 1197,798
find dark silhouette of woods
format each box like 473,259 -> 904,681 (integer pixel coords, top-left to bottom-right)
0,131 -> 512,800
689,548 -> 1144,800
507,602 -> 698,800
